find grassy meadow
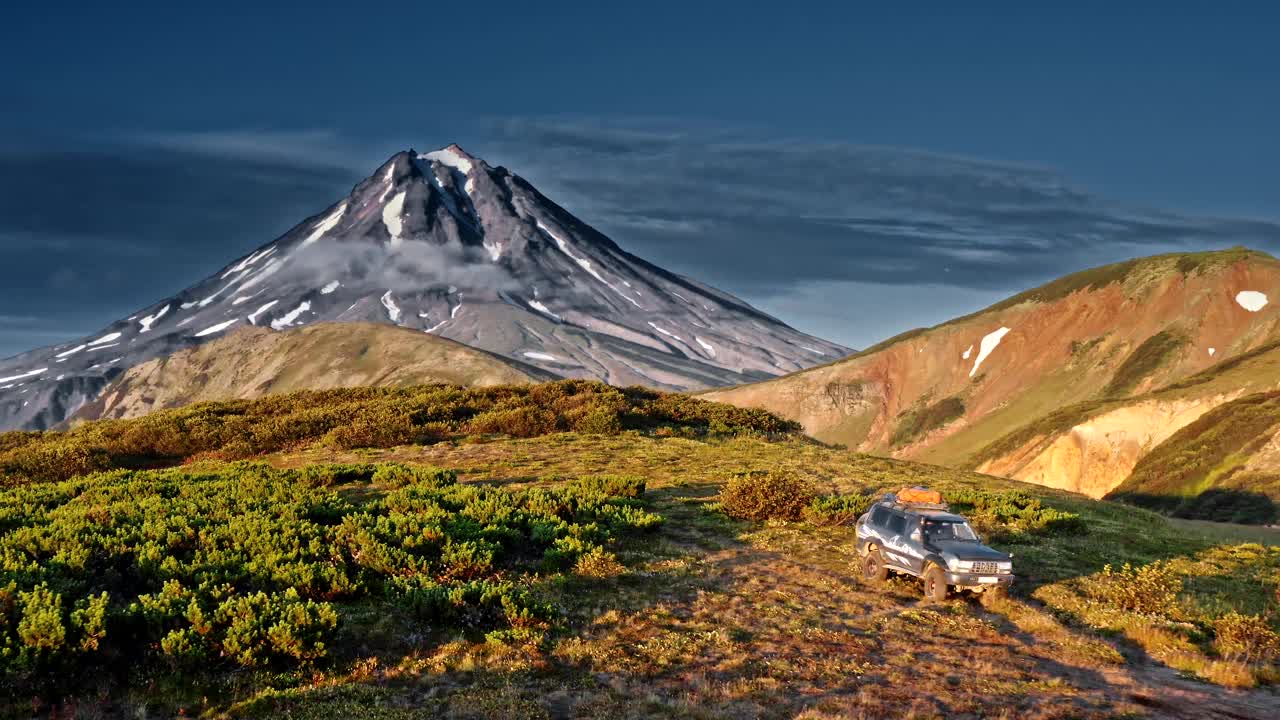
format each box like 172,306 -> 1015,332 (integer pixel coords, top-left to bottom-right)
0,381 -> 1276,718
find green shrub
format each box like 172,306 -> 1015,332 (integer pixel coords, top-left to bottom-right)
720,471 -> 816,522
0,461 -> 661,689
574,547 -> 626,578
569,475 -> 646,499
804,494 -> 874,526
944,489 -> 1086,540
1089,561 -> 1182,617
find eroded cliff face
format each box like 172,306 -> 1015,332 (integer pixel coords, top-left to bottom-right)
706,250 -> 1280,498
975,393 -> 1245,497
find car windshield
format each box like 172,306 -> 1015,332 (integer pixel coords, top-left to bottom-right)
923,519 -> 978,542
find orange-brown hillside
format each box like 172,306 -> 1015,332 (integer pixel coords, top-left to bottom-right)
706,248 -> 1280,517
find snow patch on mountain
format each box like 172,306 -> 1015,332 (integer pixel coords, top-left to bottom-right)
522,351 -> 560,362
321,281 -> 340,294
695,337 -> 717,357
195,319 -> 239,337
421,146 -> 474,175
270,301 -> 311,330
300,203 -> 347,248
970,328 -> 1011,377
90,333 -> 122,346
962,345 -> 973,360
247,300 -> 279,325
0,368 -> 46,384
648,322 -> 682,341
528,299 -> 559,319
383,192 -> 407,246
536,220 -> 643,310
1236,290 -> 1268,312
138,305 -> 170,333
381,291 -> 402,322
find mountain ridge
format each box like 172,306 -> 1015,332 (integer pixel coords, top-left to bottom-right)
0,144 -> 847,430
705,247 -> 1280,520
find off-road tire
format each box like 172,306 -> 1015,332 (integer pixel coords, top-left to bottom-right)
923,565 -> 948,601
862,545 -> 888,585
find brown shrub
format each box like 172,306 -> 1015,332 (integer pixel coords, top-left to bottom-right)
720,471 -> 816,522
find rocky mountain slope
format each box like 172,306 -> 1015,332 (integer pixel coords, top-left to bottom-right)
0,144 -> 846,430
706,248 -> 1280,519
72,322 -> 555,422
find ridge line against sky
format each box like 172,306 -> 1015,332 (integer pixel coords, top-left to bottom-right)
0,119 -> 1277,359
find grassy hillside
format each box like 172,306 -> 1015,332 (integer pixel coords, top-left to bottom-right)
77,323 -> 557,421
1,382 -> 1277,717
1109,391 -> 1280,523
0,380 -> 796,487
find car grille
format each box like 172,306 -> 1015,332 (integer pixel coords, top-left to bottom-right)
971,561 -> 999,574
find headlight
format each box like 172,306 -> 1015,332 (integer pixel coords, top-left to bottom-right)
998,561 -> 1013,572
946,558 -> 972,572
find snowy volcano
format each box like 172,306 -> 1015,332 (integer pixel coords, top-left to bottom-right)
0,144 -> 849,430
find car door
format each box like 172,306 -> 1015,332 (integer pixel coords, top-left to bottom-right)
879,512 -> 913,571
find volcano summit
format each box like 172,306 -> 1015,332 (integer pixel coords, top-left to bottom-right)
0,144 -> 848,430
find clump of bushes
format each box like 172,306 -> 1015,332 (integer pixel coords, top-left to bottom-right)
720,471 -> 816,521
1089,561 -> 1183,617
944,489 -> 1086,540
0,380 -> 801,487
803,494 -> 875,526
0,461 -> 662,691
1214,612 -> 1280,664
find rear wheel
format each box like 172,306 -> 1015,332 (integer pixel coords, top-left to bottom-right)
862,546 -> 888,585
923,565 -> 948,601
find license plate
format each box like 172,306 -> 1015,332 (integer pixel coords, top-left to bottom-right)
978,577 -> 999,584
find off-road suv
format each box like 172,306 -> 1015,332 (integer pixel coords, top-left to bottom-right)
855,491 -> 1014,600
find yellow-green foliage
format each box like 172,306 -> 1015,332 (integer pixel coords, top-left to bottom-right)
1111,390 -> 1280,523
1214,612 -> 1280,664
1090,561 -> 1183,617
0,461 -> 661,690
719,471 -> 816,521
0,381 -> 799,487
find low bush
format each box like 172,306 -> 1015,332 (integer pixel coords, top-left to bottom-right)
1214,612 -> 1280,664
1088,561 -> 1183,617
720,471 -> 816,522
569,475 -> 646,499
804,494 -> 875,526
0,381 -> 800,487
943,489 -> 1087,541
0,461 -> 662,692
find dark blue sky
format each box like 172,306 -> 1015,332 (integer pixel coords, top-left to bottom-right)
2,1 -> 1278,356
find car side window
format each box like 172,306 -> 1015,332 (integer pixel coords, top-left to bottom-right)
870,507 -> 889,527
886,513 -> 906,536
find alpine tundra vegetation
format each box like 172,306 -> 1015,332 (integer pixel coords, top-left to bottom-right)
0,382 -> 1276,718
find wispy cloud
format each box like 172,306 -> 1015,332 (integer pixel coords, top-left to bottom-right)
478,118 -> 1280,295
113,128 -> 374,171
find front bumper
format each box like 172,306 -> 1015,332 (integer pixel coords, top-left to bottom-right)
945,571 -> 1014,588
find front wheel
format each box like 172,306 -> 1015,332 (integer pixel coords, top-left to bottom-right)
923,565 -> 948,601
862,546 -> 888,585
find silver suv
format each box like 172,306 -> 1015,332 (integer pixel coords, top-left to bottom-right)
855,493 -> 1014,600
